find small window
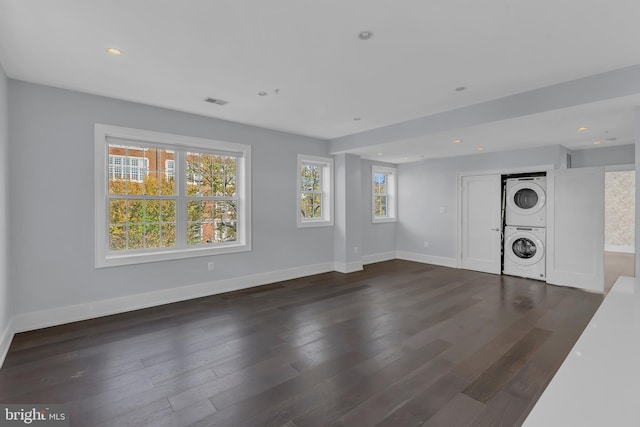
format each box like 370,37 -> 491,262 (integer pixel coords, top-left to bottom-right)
165,159 -> 175,178
297,154 -> 333,227
372,165 -> 397,223
109,154 -> 149,182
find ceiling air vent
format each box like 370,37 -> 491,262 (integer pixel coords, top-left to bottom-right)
204,97 -> 229,106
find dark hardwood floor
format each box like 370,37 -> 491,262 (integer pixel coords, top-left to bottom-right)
0,260 -> 603,426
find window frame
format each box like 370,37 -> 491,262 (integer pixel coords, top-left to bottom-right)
372,164 -> 397,223
95,124 -> 251,268
297,154 -> 334,228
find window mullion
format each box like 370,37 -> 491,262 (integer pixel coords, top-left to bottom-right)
176,150 -> 187,248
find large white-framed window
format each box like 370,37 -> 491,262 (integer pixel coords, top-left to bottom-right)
95,124 -> 251,268
297,154 -> 334,228
372,164 -> 397,223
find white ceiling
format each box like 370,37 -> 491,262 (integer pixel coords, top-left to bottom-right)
1,0 -> 640,163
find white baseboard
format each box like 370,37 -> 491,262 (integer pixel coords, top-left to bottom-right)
396,251 -> 457,268
362,251 -> 397,265
334,261 -> 364,274
12,262 -> 335,334
604,245 -> 635,254
0,316 -> 14,369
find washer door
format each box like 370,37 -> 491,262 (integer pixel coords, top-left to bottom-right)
506,231 -> 544,266
507,182 -> 546,216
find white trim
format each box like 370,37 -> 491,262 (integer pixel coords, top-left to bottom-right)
297,154 -> 334,228
457,164 -> 555,178
604,164 -> 635,172
372,164 -> 398,223
12,262 -> 335,334
334,261 -> 364,274
396,251 -> 457,268
0,317 -> 14,369
362,251 -> 397,265
605,245 -> 635,254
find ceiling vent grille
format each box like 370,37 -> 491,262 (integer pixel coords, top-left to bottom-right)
204,97 -> 229,106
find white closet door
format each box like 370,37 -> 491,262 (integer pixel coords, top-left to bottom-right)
547,167 -> 604,292
461,174 -> 502,274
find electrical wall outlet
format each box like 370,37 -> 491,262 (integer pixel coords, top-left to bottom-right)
207,261 -> 215,271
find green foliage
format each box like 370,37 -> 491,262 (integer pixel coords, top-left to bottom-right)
300,165 -> 322,219
186,154 -> 236,197
108,174 -> 177,251
374,195 -> 388,217
108,153 -> 239,251
186,154 -> 238,245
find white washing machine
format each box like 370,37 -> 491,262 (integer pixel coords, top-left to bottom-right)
505,177 -> 546,227
503,226 -> 546,281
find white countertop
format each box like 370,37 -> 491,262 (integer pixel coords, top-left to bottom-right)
523,276 -> 640,426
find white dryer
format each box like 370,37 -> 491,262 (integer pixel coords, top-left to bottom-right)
503,226 -> 546,281
505,177 -> 546,227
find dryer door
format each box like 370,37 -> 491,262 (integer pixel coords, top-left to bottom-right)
507,182 -> 546,216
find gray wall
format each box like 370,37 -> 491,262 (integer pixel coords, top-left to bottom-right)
334,154 -> 363,269
0,65 -> 10,339
571,144 -> 635,168
361,159 -> 397,258
397,145 -> 563,259
636,108 -> 640,275
8,81 -> 334,316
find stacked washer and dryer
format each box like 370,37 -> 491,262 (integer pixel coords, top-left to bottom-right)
503,176 -> 547,281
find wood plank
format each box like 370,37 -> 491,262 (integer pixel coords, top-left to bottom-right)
421,393 -> 485,427
291,339 -> 451,427
462,327 -> 552,404
375,372 -> 469,426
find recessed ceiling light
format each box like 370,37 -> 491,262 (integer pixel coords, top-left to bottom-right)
403,157 -> 409,161
106,47 -> 122,55
377,152 -> 383,156
455,86 -> 467,92
358,31 -> 374,40
577,127 -> 588,131
454,139 -> 462,143
593,141 -> 601,145
204,97 -> 229,106
477,146 -> 484,151
258,91 -> 268,96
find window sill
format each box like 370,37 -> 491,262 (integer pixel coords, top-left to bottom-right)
96,242 -> 251,268
373,217 -> 397,224
297,220 -> 334,228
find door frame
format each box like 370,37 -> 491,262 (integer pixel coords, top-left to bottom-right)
456,164 -> 555,269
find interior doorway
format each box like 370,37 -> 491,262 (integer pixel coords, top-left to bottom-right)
604,169 -> 635,292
